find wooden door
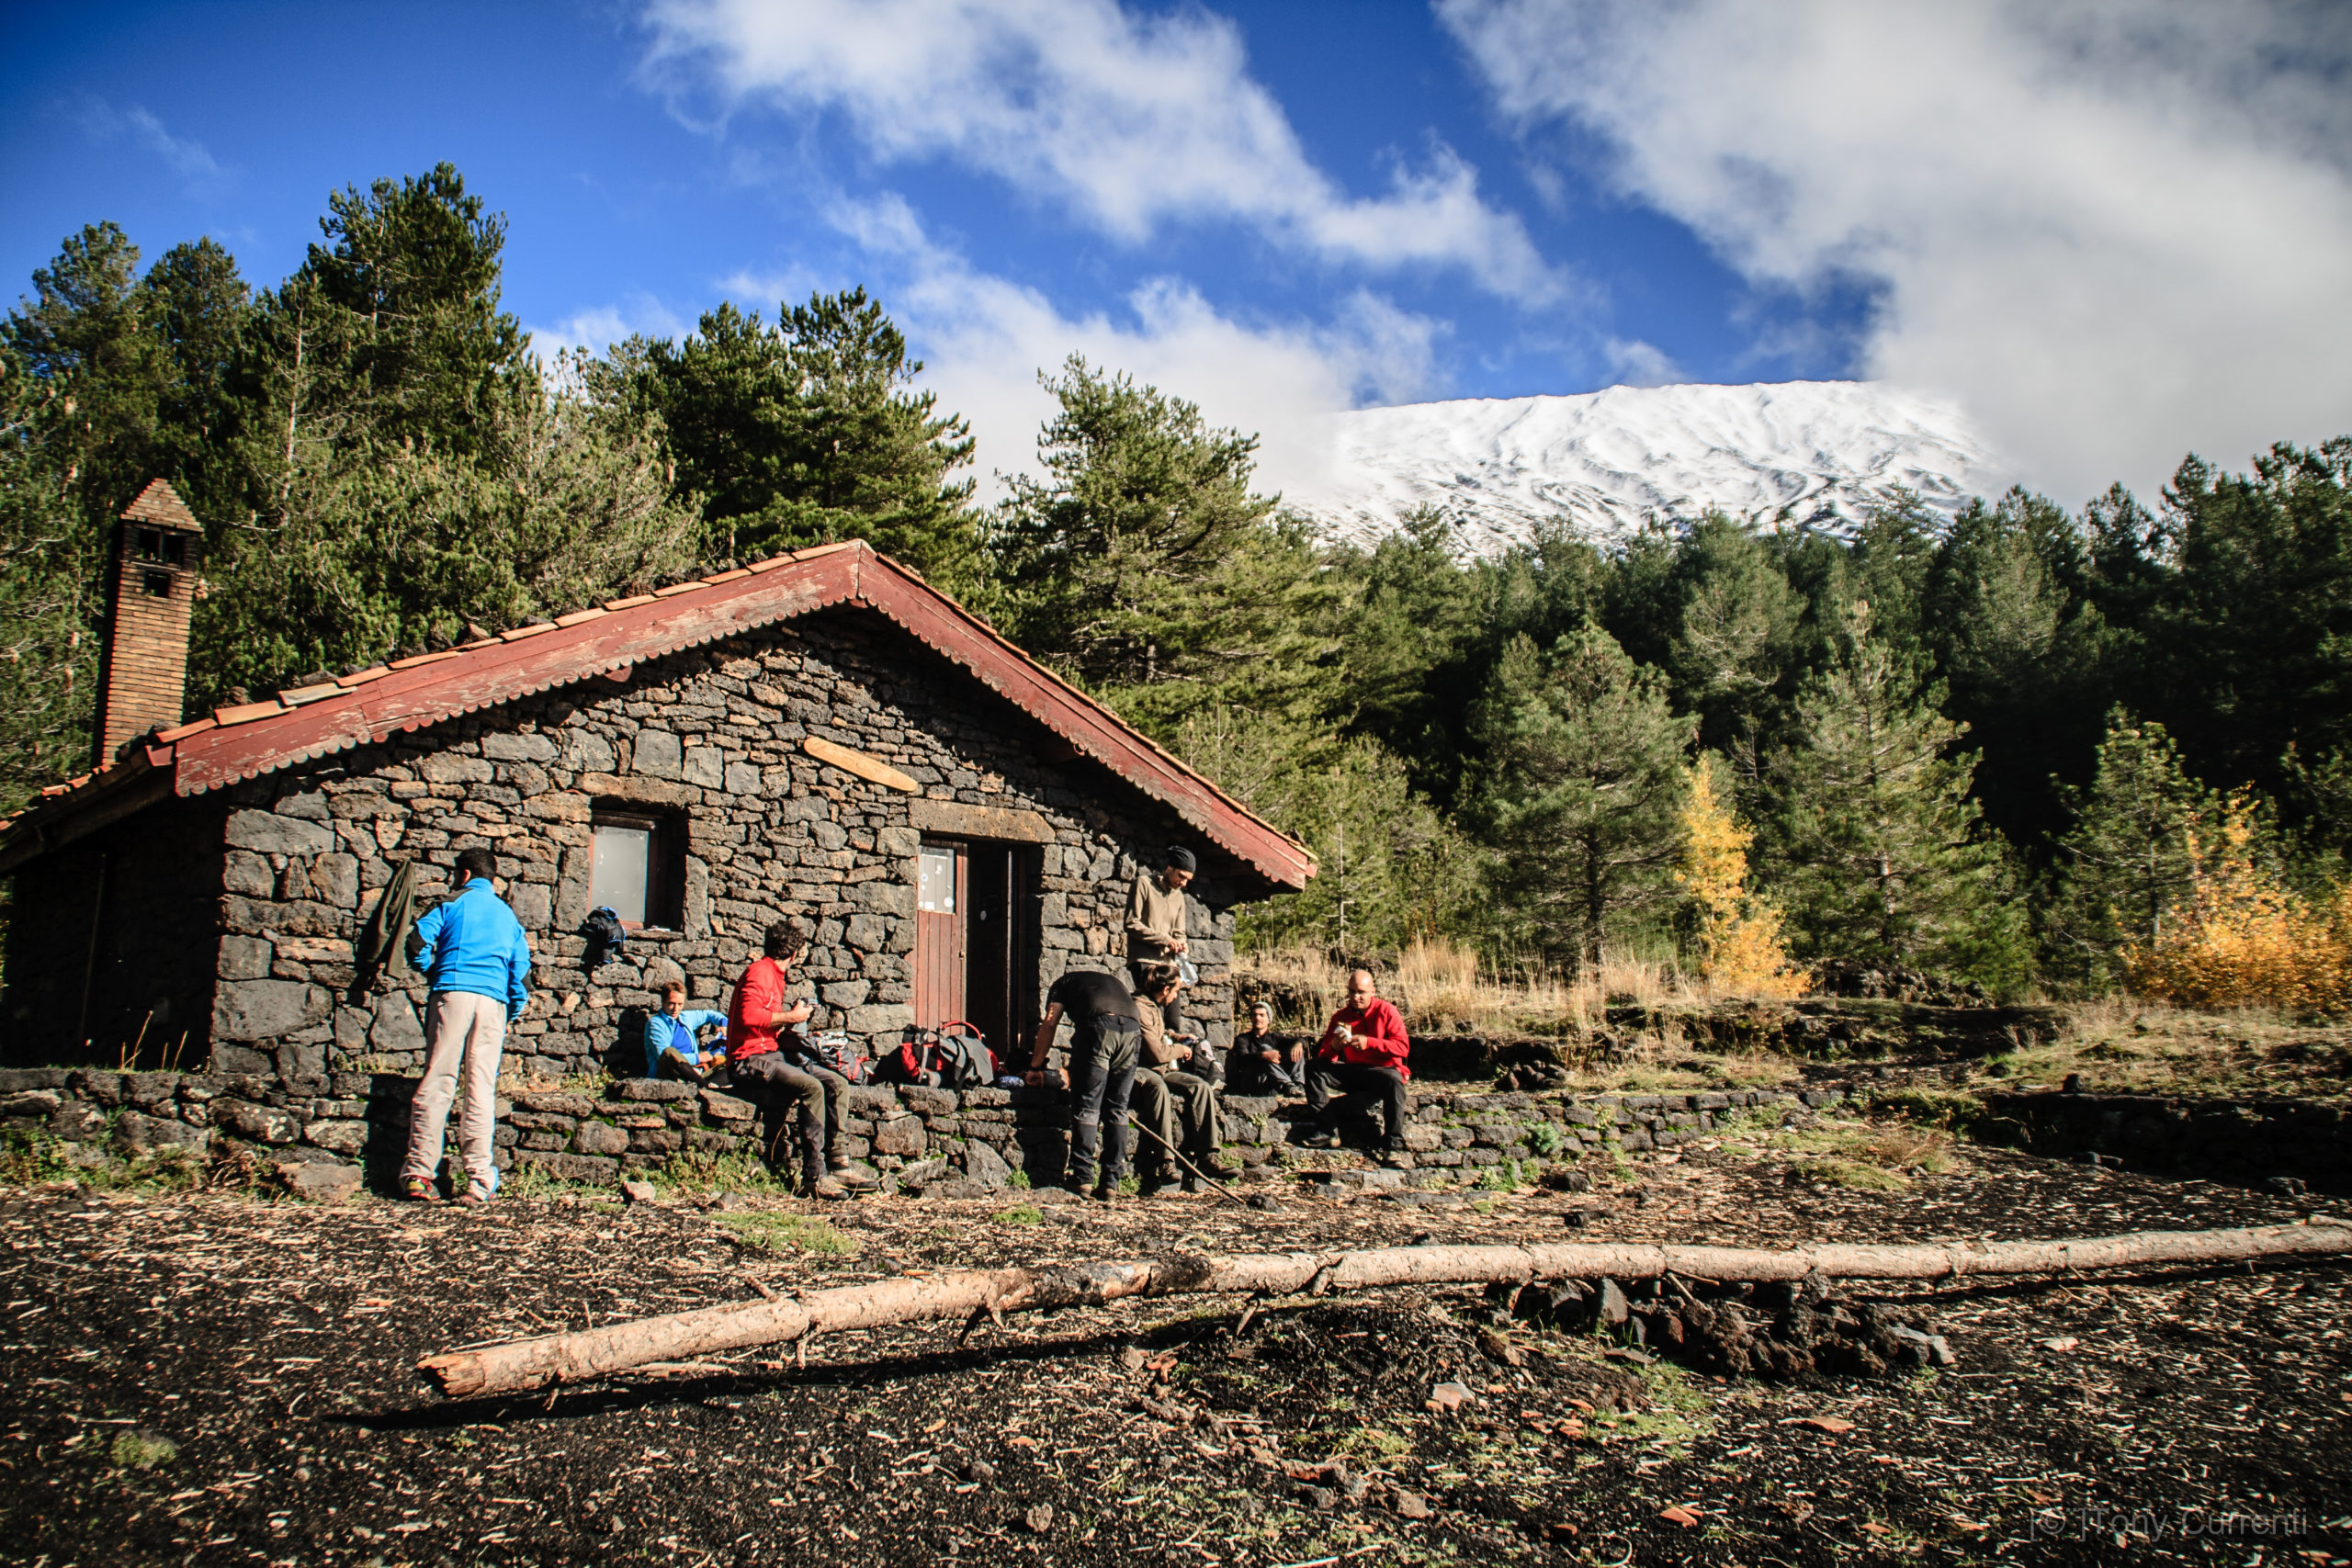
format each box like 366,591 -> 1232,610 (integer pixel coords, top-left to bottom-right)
914,840 -> 1035,1064
964,844 -> 1012,1057
914,842 -> 966,1032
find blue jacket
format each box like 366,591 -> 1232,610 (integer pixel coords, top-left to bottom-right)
642,1009 -> 727,1077
410,879 -> 533,1018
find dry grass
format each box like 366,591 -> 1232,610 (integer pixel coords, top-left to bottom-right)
1991,995 -> 2352,1100
1244,936 -> 1704,1035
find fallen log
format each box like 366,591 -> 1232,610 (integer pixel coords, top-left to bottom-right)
418,1220 -> 2352,1399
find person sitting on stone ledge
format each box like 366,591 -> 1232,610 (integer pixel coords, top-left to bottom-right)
724,923 -> 875,1201
1302,968 -> 1413,1166
645,982 -> 728,1080
1129,962 -> 1235,1195
1227,999 -> 1306,1095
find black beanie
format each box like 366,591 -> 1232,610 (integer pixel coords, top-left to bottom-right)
1165,846 -> 1197,873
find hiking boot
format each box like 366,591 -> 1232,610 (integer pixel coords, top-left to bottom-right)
808,1176 -> 850,1201
1091,1183 -> 1124,1205
401,1175 -> 441,1203
1136,1166 -> 1179,1198
1300,1127 -> 1341,1150
1189,1153 -> 1238,1180
458,1181 -> 495,1206
829,1157 -> 880,1190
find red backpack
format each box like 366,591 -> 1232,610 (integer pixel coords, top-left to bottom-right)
882,1021 -> 998,1089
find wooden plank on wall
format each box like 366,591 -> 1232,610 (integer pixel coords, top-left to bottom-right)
803,736 -> 919,794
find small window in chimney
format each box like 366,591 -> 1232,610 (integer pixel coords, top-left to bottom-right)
142,570 -> 173,598
133,528 -> 187,567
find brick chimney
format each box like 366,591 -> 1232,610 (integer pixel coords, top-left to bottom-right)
92,479 -> 205,770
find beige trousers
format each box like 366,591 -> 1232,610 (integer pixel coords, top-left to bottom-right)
403,990 -> 507,1188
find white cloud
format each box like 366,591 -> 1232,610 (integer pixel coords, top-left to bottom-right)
1440,0 -> 2352,503
71,98 -> 225,186
827,194 -> 1447,504
641,0 -> 1566,304
1602,337 -> 1682,389
526,294 -> 693,361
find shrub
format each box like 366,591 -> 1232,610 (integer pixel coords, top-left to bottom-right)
2122,799 -> 2352,1012
1677,757 -> 1808,998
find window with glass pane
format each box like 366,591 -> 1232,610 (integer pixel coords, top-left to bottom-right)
918,845 -> 957,913
591,821 -> 652,926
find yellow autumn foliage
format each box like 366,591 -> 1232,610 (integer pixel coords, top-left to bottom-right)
1676,761 -> 1809,998
2121,798 -> 2352,1012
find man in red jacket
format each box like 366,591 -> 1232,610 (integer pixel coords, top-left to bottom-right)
1303,968 -> 1412,1161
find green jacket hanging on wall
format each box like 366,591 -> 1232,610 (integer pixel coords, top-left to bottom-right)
356,858 -> 420,987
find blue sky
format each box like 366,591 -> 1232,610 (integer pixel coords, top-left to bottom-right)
6,1 -> 2347,505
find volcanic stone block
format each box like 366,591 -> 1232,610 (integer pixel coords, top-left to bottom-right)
213,979 -> 324,1042
216,1100 -> 300,1144
115,1111 -> 207,1155
224,809 -> 336,856
302,1120 -> 369,1155
573,1122 -> 629,1156
371,993 -> 425,1053
631,730 -> 683,779
279,1162 -> 364,1201
963,1139 -> 1012,1190
873,1115 -> 928,1158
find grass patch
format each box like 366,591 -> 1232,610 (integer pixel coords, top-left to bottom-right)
1869,1087 -> 1986,1135
1331,1426 -> 1413,1463
497,1162 -> 615,1204
0,1129 -> 206,1195
654,1146 -> 785,1196
1863,1123 -> 1953,1173
1476,1158 -> 1525,1191
993,1202 -> 1044,1225
716,1210 -> 856,1256
110,1429 -> 178,1471
1007,1168 -> 1032,1190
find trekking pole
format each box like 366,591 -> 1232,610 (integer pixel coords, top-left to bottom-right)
1125,1117 -> 1249,1208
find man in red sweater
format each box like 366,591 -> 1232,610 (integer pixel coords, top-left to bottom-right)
1304,968 -> 1413,1162
725,922 -> 871,1200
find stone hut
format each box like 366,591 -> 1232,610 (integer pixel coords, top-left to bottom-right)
0,513 -> 1315,1092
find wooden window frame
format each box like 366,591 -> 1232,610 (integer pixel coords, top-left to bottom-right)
588,806 -> 686,931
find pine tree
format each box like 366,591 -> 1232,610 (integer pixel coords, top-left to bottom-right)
1468,627 -> 1696,965
1176,708 -> 1476,955
596,288 -> 982,590
1770,602 -> 2021,983
2042,710 -> 2222,986
990,356 -> 1339,739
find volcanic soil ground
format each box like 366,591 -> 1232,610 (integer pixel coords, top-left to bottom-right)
4,1128 -> 2348,1567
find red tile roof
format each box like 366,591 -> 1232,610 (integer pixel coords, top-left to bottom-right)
0,543 -> 1315,887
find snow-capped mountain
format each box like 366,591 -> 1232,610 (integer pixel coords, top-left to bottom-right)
1292,380 -> 2005,554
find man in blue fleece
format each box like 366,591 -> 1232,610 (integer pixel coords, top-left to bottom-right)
400,847 -> 533,1203
644,981 -> 728,1079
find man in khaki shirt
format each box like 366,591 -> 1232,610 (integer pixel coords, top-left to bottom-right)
1125,847 -> 1194,1032
1127,963 -> 1231,1195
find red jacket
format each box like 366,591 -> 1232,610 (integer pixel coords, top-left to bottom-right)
725,957 -> 789,1062
1316,998 -> 1410,1079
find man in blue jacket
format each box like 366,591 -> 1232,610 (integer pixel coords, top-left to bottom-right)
644,981 -> 728,1079
400,847 -> 533,1203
